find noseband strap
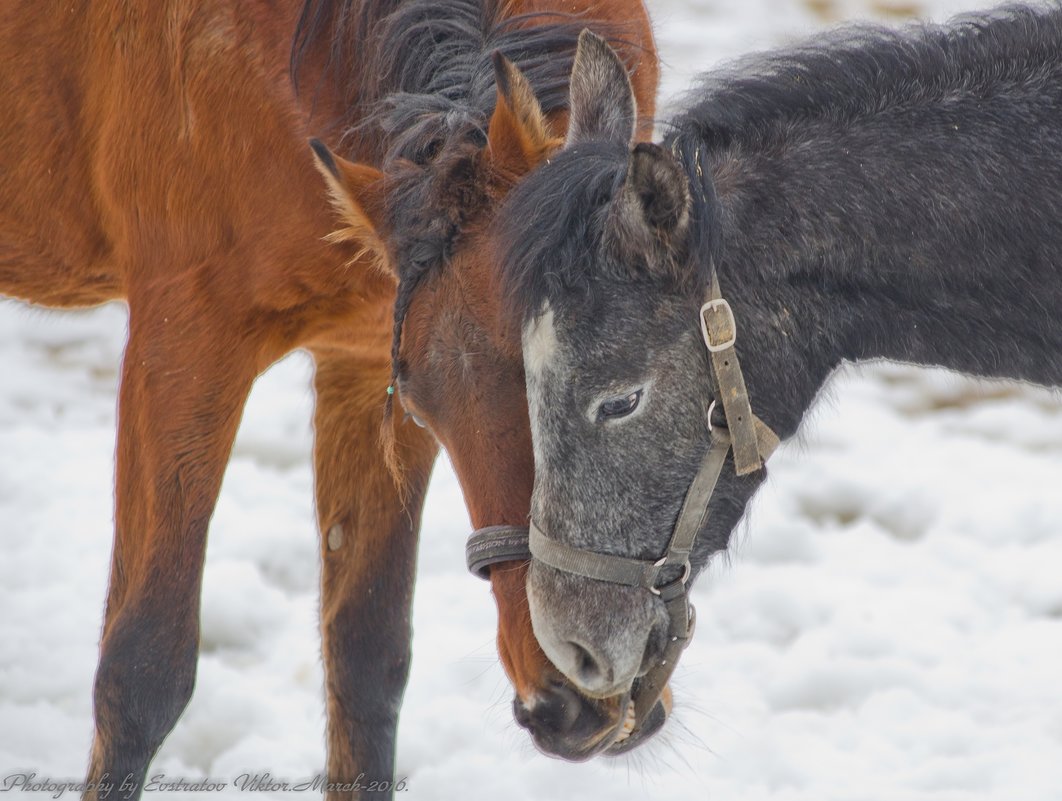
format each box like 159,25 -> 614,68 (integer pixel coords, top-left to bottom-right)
528,425 -> 733,592
464,270 -> 780,737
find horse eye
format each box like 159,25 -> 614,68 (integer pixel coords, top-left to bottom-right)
408,413 -> 428,429
598,390 -> 643,421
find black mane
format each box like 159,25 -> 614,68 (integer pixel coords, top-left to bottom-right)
499,2 -> 1062,321
292,0 -> 630,164
666,2 -> 1062,152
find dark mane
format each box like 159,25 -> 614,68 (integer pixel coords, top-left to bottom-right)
499,2 -> 1062,321
666,3 -> 1062,151
292,0 -> 635,164
363,2 -> 615,166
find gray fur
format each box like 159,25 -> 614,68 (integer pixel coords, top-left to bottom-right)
500,4 -> 1062,701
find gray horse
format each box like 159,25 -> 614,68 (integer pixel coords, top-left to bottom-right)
494,4 -> 1062,746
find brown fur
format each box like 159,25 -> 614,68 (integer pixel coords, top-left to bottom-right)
1,0 -> 435,795
0,0 -> 657,788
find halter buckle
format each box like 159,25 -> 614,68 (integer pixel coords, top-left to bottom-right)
700,299 -> 737,353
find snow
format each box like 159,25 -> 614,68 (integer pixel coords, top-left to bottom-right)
2,1 -> 1062,798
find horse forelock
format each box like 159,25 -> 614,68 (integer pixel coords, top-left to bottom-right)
496,141 -> 626,322
383,141 -> 488,285
496,138 -> 720,327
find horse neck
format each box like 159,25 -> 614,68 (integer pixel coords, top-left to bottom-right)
704,77 -> 1062,438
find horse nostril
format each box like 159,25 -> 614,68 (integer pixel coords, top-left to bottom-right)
513,697 -> 535,731
568,641 -> 612,691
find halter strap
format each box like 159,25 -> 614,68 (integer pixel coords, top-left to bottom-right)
528,427 -> 733,590
702,272 -> 779,472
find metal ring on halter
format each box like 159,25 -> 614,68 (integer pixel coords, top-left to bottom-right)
648,559 -> 692,595
707,399 -> 717,432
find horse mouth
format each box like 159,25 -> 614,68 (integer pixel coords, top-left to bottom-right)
518,679 -> 671,761
604,682 -> 670,756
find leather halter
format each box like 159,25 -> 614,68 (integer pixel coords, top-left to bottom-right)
465,271 -> 779,735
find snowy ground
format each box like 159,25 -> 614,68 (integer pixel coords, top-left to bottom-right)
3,1 -> 1062,799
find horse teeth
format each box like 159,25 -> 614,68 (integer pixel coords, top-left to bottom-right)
614,700 -> 637,743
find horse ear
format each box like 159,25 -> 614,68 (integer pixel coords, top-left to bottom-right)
487,52 -> 559,175
626,143 -> 690,235
610,143 -> 691,267
309,139 -> 395,280
566,30 -> 637,148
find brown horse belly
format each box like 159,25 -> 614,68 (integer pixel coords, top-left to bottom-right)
0,0 -> 355,326
0,4 -> 123,307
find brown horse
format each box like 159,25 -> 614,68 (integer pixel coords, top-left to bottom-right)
0,0 -> 655,795
305,0 -> 661,761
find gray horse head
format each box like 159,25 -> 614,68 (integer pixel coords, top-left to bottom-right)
497,1 -> 1062,749
496,31 -> 772,730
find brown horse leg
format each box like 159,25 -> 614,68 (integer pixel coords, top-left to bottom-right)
85,299 -> 262,799
311,349 -> 437,799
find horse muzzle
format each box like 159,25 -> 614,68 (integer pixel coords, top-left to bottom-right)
466,525 -> 674,756
513,678 -> 670,761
